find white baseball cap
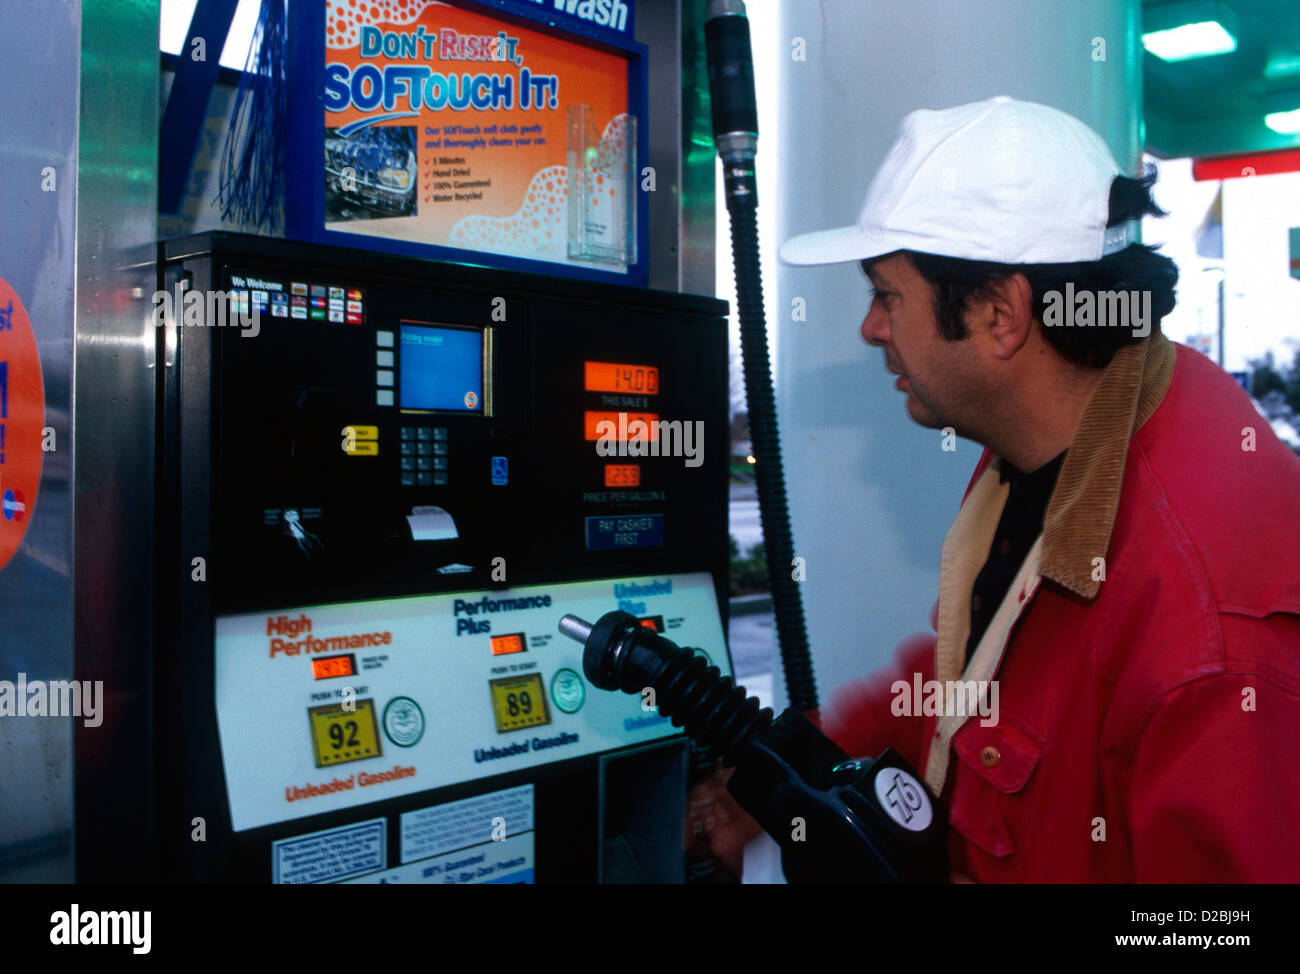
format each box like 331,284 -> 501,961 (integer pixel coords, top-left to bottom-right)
779,96 -> 1137,266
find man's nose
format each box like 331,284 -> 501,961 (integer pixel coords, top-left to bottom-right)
860,294 -> 889,346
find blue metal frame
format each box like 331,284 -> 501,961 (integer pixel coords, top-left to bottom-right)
287,0 -> 649,288
158,0 -> 241,214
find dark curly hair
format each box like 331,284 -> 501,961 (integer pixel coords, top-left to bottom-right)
862,166 -> 1180,369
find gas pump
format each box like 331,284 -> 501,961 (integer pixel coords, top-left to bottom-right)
3,0 -> 740,886
152,233 -> 731,883
133,0 -> 737,886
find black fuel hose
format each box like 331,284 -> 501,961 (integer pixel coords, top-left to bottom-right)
706,0 -> 817,712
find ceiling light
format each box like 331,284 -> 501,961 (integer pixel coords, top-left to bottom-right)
1142,1 -> 1239,62
1265,53 -> 1300,80
1143,21 -> 1237,61
1264,108 -> 1300,134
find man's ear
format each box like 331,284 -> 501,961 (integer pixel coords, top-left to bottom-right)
980,273 -> 1034,361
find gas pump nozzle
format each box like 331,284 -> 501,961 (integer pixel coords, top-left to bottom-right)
559,612 -> 949,883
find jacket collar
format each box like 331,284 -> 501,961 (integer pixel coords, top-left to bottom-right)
1038,331 -> 1176,599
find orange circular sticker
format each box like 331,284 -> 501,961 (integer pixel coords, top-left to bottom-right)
0,279 -> 44,571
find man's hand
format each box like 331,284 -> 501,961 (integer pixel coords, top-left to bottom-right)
686,761 -> 763,877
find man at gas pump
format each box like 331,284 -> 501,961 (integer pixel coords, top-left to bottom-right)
704,96 -> 1300,882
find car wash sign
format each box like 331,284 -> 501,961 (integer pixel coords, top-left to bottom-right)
321,0 -> 631,270
514,0 -> 634,39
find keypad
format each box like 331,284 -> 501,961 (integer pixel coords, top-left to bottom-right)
399,427 -> 448,486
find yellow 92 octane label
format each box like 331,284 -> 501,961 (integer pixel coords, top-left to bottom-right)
488,674 -> 551,733
308,699 -> 382,767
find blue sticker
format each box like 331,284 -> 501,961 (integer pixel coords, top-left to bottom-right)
491,456 -> 508,485
585,514 -> 664,550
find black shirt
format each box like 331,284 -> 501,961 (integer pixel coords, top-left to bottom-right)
963,451 -> 1067,667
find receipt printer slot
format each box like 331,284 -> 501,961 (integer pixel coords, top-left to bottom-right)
406,505 -> 459,542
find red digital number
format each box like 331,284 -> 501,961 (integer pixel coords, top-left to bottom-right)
605,464 -> 641,487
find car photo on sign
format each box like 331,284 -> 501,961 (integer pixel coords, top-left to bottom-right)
325,125 -> 418,221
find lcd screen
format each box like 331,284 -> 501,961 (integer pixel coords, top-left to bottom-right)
311,654 -> 357,680
490,633 -> 526,656
585,361 -> 659,394
400,323 -> 484,412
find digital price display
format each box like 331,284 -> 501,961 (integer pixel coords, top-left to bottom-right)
488,674 -> 551,733
584,361 -> 659,394
605,464 -> 641,487
308,699 -> 382,767
311,654 -> 357,680
490,633 -> 526,656
583,411 -> 660,440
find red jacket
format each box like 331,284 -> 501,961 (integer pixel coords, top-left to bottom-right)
822,335 -> 1300,881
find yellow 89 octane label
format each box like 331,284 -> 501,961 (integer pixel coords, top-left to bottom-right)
488,674 -> 551,733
